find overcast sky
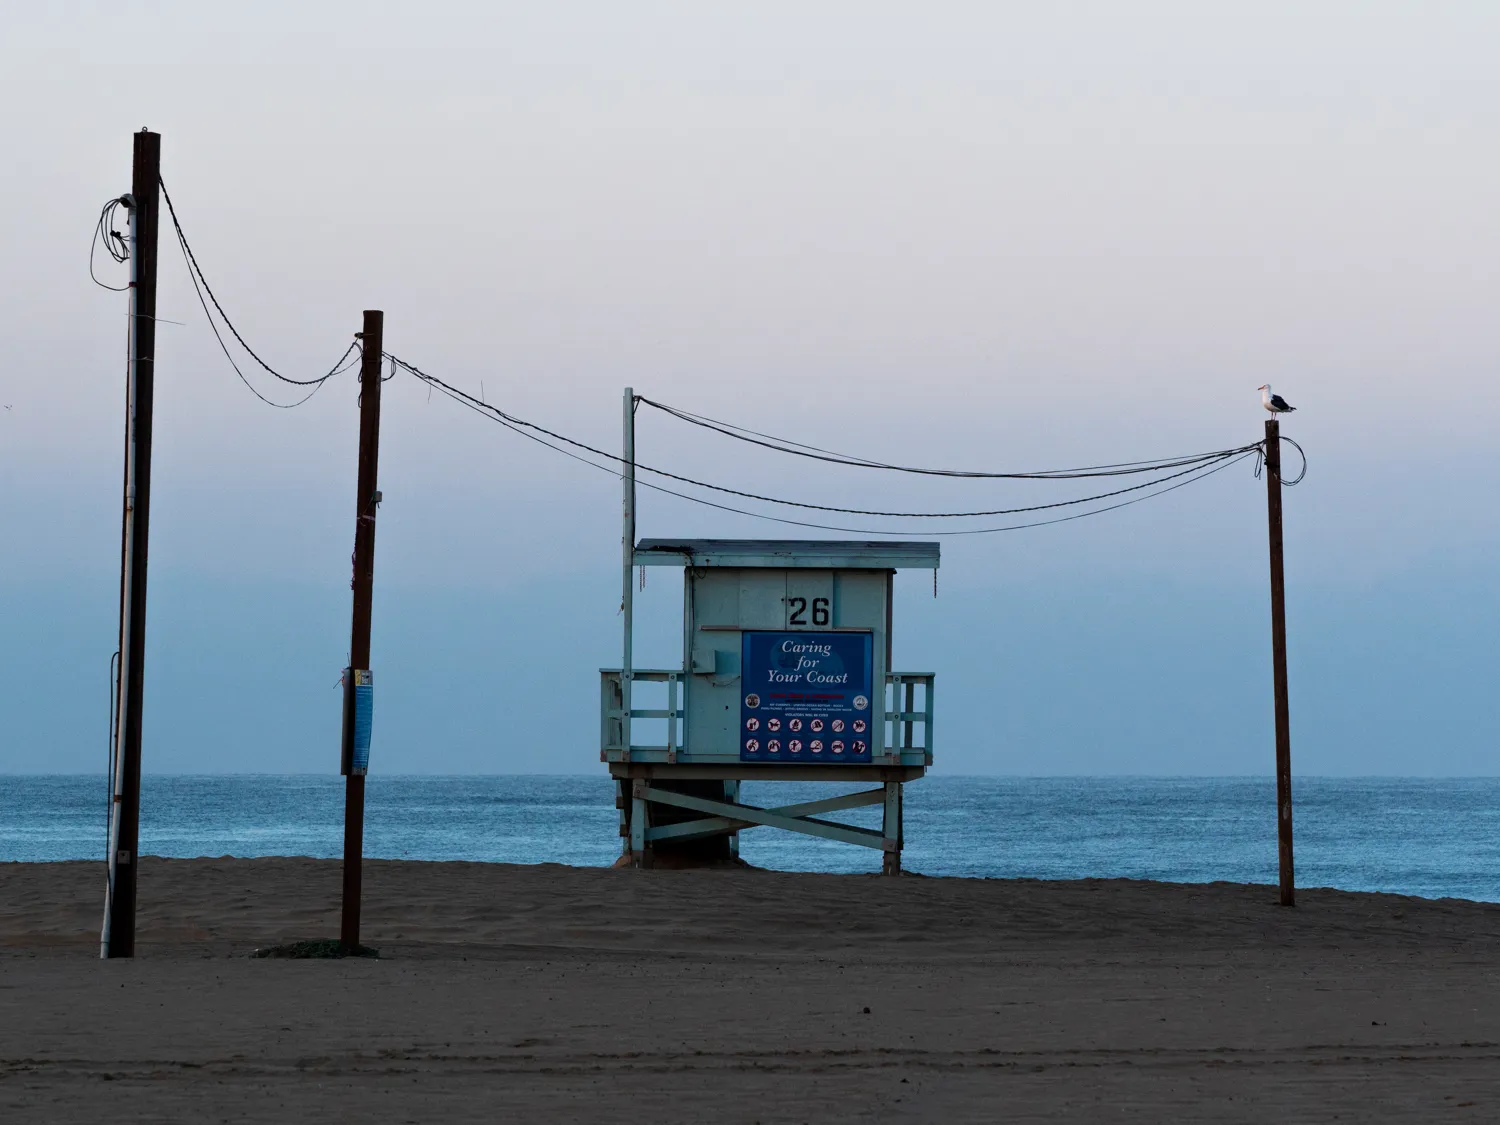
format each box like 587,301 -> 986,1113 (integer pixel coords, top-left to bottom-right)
1,2 -> 1496,775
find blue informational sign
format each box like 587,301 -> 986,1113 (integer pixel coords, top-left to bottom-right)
349,669 -> 373,775
740,631 -> 874,764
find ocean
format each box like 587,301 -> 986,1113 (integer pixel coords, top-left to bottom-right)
3,775 -> 1497,903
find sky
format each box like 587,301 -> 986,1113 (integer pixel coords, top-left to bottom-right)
1,2 -> 1496,776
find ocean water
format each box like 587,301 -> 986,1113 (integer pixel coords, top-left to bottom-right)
2,775 -> 1498,903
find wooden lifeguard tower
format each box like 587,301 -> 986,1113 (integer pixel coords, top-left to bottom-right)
601,391 -> 936,873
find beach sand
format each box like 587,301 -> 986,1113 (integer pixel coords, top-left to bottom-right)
3,857 -> 1499,1122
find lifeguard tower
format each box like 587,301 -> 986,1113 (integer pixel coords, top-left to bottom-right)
601,392 -> 937,873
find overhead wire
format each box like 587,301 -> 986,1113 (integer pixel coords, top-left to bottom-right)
387,354 -> 1250,519
125,186 -> 1290,522
123,185 -> 1287,503
96,178 -> 1302,522
387,353 -> 1267,536
637,394 -> 1262,480
159,177 -> 361,406
428,373 -> 1254,536
176,230 -> 357,408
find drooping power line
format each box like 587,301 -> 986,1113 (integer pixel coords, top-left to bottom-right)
637,394 -> 1263,481
158,177 -> 360,407
123,181 -> 1294,516
386,353 -> 1268,536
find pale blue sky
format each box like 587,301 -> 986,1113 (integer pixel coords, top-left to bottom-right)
1,3 -> 1496,774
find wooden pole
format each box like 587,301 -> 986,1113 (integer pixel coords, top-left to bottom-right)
102,129 -> 160,959
341,311 -> 383,949
1264,418 -> 1295,906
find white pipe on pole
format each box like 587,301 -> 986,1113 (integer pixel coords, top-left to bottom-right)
101,194 -> 138,959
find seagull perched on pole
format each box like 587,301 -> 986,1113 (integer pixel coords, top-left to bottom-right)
1258,384 -> 1296,416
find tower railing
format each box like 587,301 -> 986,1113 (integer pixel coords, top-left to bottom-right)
600,669 -> 932,766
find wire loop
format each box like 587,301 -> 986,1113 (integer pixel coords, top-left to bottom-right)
89,196 -> 132,292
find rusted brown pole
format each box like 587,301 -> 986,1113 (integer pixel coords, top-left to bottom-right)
1264,418 -> 1295,906
341,311 -> 383,949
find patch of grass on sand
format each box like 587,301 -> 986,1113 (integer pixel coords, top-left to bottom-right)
250,939 -> 379,959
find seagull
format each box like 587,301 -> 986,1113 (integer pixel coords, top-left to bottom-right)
1258,384 -> 1296,416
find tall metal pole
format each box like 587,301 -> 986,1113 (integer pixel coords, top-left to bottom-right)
1264,418 -> 1295,906
340,311 -> 383,949
102,129 -> 160,959
621,388 -> 640,861
621,387 -> 636,708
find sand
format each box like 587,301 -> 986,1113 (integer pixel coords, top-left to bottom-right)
3,858 -> 1500,1122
